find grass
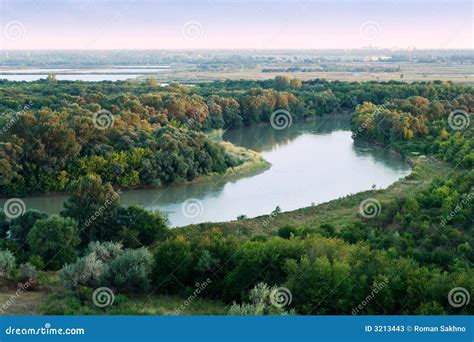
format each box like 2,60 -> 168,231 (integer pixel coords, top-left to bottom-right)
190,130 -> 271,184
40,292 -> 227,315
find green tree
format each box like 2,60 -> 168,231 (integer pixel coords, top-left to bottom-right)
0,211 -> 9,239
10,210 -> 48,247
61,174 -> 120,244
27,215 -> 80,270
116,206 -> 169,248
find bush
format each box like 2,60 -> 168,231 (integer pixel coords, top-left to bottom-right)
228,283 -> 295,315
28,255 -> 45,270
0,250 -> 16,282
17,262 -> 38,290
277,225 -> 298,239
86,241 -> 123,262
60,242 -> 152,294
60,253 -> 106,290
152,237 -> 194,293
106,248 -> 153,293
27,215 -> 80,270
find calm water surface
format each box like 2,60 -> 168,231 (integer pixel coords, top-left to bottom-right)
8,118 -> 411,226
0,67 -> 170,81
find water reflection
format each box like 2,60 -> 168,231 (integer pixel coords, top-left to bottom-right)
4,117 -> 411,227
223,116 -> 351,152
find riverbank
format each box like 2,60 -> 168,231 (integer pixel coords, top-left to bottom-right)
203,129 -> 271,180
181,155 -> 458,237
5,155 -> 459,315
0,133 -> 269,200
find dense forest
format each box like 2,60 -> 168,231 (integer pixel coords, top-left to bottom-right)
0,77 -> 472,315
1,76 -> 472,196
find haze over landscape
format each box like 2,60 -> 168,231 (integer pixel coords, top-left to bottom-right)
1,0 -> 472,50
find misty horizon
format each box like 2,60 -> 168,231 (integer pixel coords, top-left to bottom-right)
1,0 -> 472,50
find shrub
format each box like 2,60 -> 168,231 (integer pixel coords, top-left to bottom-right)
28,255 -> 45,270
106,248 -> 153,293
87,241 -> 123,262
60,242 -> 152,294
17,262 -> 38,290
152,237 -> 194,293
228,283 -> 295,315
277,225 -> 298,239
0,250 -> 16,282
60,241 -> 124,289
60,242 -> 123,290
60,253 -> 106,290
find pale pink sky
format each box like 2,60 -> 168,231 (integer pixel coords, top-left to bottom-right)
1,0 -> 472,50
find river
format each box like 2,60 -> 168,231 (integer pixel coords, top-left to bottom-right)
4,117 -> 411,227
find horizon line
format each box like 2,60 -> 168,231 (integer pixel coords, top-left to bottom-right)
1,48 -> 473,52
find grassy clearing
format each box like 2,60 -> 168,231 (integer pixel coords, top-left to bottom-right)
196,130 -> 271,182
1,271 -> 227,315
40,293 -> 227,315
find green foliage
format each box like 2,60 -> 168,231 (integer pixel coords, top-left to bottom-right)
10,210 -> 48,247
228,283 -> 295,315
61,174 -> 121,244
105,248 -> 153,293
61,241 -> 152,293
60,242 -> 124,290
116,206 -> 169,248
351,95 -> 473,169
28,255 -> 45,270
1,78 -> 473,315
277,225 -> 298,239
27,215 -> 80,270
285,256 -> 353,314
0,250 -> 16,281
17,262 -> 39,288
0,211 -> 9,239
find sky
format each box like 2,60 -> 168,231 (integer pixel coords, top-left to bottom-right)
0,0 -> 472,50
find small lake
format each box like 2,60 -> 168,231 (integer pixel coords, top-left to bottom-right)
0,67 -> 170,82
5,117 -> 411,227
